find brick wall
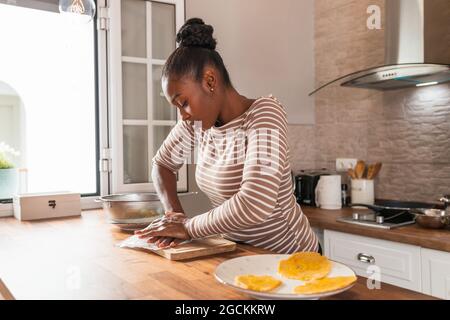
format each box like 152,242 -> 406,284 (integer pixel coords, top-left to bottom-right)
287,0 -> 450,203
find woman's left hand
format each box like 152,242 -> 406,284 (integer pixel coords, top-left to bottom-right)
134,212 -> 191,247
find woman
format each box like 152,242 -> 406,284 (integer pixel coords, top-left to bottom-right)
135,18 -> 319,254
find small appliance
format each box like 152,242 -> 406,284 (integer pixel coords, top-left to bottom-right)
294,169 -> 331,206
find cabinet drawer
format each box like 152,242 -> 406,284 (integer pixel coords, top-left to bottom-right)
421,248 -> 450,299
324,230 -> 421,292
312,227 -> 324,250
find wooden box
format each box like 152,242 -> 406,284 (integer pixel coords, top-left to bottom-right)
13,192 -> 81,221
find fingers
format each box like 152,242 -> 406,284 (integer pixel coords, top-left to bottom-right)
136,221 -> 166,237
135,218 -> 165,234
147,236 -> 160,243
142,235 -> 183,248
135,218 -> 177,238
138,229 -> 163,239
135,215 -> 181,235
169,238 -> 184,248
156,237 -> 174,248
135,219 -> 190,241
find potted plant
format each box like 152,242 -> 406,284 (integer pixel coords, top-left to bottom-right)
0,142 -> 20,199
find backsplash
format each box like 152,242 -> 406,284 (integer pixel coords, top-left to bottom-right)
287,0 -> 450,203
287,124 -> 316,173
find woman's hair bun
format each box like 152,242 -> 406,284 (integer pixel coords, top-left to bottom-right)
176,18 -> 217,50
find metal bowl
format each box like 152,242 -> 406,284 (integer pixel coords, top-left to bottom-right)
413,209 -> 450,229
96,192 -> 197,224
96,193 -> 164,224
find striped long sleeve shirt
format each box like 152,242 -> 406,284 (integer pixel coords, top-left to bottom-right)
152,95 -> 319,254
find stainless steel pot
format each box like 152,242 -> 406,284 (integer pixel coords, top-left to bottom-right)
412,209 -> 450,229
96,192 -> 197,224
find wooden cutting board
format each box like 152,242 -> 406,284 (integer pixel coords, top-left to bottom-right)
0,279 -> 15,300
153,236 -> 236,261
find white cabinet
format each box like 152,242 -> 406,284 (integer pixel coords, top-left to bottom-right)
421,248 -> 450,300
312,227 -> 324,250
324,230 -> 421,292
324,229 -> 450,299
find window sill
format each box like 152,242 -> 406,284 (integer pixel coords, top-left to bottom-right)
0,203 -> 13,217
0,196 -> 102,218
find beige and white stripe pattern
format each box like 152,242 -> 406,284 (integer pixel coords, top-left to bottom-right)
152,95 -> 318,254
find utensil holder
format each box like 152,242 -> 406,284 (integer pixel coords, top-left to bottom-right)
351,179 -> 374,207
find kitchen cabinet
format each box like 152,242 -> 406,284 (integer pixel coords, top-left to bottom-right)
324,230 -> 450,299
312,227 -> 325,250
324,230 -> 422,292
421,248 -> 450,300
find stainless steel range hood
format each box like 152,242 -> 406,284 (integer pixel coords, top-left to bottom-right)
310,0 -> 450,95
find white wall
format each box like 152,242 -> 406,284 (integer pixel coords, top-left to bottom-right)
0,81 -> 18,95
186,0 -> 315,124
181,0 -> 316,216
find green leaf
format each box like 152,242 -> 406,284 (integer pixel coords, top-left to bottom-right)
0,153 -> 14,169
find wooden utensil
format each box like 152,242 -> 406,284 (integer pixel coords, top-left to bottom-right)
354,160 -> 366,179
366,164 -> 375,180
368,162 -> 382,180
347,168 -> 357,179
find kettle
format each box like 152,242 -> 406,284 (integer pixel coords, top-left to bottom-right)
314,175 -> 342,210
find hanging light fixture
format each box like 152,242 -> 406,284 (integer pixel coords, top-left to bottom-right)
59,0 -> 96,23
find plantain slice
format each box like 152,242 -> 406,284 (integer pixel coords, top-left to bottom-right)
294,276 -> 357,295
278,252 -> 332,281
235,274 -> 282,292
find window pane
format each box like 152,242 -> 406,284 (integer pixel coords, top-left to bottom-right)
122,62 -> 148,120
153,125 -> 173,154
121,0 -> 147,58
150,125 -> 173,183
0,90 -> 21,198
0,4 -> 97,197
152,65 -> 176,121
152,2 -> 175,59
123,125 -> 149,184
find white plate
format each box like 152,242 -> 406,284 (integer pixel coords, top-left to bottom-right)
214,254 -> 357,300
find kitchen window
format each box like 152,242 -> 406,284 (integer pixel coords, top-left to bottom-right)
0,1 -> 99,208
0,0 -> 187,216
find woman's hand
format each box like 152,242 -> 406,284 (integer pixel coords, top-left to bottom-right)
134,211 -> 190,248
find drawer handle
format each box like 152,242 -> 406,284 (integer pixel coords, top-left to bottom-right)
357,253 -> 375,264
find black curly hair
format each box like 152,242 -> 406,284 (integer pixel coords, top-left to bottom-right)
162,18 -> 232,87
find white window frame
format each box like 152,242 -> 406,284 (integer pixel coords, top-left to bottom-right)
0,0 -> 108,216
109,0 -> 187,194
95,0 -> 112,203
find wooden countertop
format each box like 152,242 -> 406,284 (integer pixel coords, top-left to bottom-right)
302,206 -> 450,253
0,210 -> 434,300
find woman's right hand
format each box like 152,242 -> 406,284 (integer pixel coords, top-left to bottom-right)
136,211 -> 188,248
150,236 -> 185,248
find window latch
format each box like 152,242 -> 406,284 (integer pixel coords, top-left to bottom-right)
97,5 -> 110,31
100,148 -> 112,173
